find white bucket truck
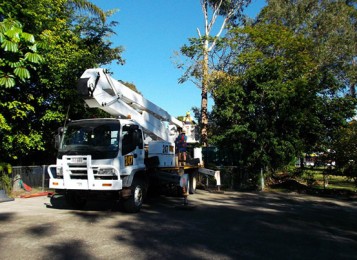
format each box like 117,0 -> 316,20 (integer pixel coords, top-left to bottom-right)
48,68 -> 219,212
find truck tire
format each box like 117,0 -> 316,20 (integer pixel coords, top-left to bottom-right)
189,174 -> 197,194
122,179 -> 145,213
65,191 -> 87,209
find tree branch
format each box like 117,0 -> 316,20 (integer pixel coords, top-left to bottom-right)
200,0 -> 209,35
197,28 -> 202,38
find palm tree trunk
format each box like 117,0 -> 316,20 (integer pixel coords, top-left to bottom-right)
201,49 -> 209,147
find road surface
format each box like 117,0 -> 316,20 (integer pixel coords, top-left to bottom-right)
0,190 -> 356,259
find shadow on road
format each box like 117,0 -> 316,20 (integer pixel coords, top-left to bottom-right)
26,190 -> 357,259
114,191 -> 357,259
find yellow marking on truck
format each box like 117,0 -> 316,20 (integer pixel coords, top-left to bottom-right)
124,155 -> 134,166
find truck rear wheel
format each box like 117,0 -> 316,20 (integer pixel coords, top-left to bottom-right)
189,174 -> 197,194
122,179 -> 145,213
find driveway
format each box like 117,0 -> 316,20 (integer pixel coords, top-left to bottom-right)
0,190 -> 356,259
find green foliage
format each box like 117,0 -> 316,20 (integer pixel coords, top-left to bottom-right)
0,163 -> 12,195
69,0 -> 107,23
211,22 -> 356,183
257,0 -> 357,183
118,80 -> 141,95
0,18 -> 43,88
207,0 -> 252,24
207,0 -> 357,190
259,0 -> 357,97
332,120 -> 357,186
0,0 -> 124,164
0,15 -> 46,162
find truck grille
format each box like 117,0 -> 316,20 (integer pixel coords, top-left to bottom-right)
63,155 -> 117,180
65,156 -> 91,179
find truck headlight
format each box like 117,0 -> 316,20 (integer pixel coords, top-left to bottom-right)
98,168 -> 115,175
56,167 -> 63,178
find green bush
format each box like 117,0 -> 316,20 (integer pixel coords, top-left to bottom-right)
0,163 -> 12,195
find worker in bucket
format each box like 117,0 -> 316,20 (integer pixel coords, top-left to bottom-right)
183,111 -> 193,124
175,129 -> 187,166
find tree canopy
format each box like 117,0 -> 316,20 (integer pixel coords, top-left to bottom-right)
0,0 -> 124,164
259,0 -> 357,97
210,1 -> 356,181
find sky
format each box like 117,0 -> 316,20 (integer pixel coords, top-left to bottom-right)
90,0 -> 266,118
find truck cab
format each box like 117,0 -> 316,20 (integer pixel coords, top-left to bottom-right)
49,118 -> 147,212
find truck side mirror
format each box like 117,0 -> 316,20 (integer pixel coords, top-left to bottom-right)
133,130 -> 144,149
55,127 -> 64,149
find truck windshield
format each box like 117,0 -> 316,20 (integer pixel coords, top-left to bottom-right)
58,120 -> 120,159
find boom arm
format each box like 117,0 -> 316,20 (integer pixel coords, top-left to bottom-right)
77,68 -> 184,142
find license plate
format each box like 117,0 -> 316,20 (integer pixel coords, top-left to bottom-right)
72,158 -> 83,163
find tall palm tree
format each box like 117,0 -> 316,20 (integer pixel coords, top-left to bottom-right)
69,0 -> 106,23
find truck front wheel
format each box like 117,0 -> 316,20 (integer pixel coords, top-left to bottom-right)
122,179 -> 146,213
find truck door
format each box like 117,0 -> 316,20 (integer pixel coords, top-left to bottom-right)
120,124 -> 145,175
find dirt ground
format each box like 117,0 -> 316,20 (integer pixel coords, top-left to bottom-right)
0,189 -> 356,260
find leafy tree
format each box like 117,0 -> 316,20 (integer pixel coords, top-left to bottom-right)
257,0 -> 357,172
211,23 -> 355,186
0,17 -> 45,160
259,0 -> 357,98
0,163 -> 12,195
332,120 -> 357,186
0,0 -> 124,164
178,0 -> 251,147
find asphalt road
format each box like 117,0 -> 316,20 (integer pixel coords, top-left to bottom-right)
0,190 -> 356,260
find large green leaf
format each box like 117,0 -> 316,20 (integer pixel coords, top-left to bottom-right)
14,67 -> 31,79
28,43 -> 37,52
24,52 -> 43,63
5,28 -> 21,42
21,32 -> 35,43
0,23 -> 7,34
0,75 -> 15,88
1,39 -> 18,52
9,61 -> 24,68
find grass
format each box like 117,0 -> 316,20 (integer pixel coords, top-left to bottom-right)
268,169 -> 357,198
311,173 -> 356,192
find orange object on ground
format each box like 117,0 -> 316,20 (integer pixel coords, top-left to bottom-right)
22,182 -> 32,192
19,180 -> 32,191
20,192 -> 54,198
